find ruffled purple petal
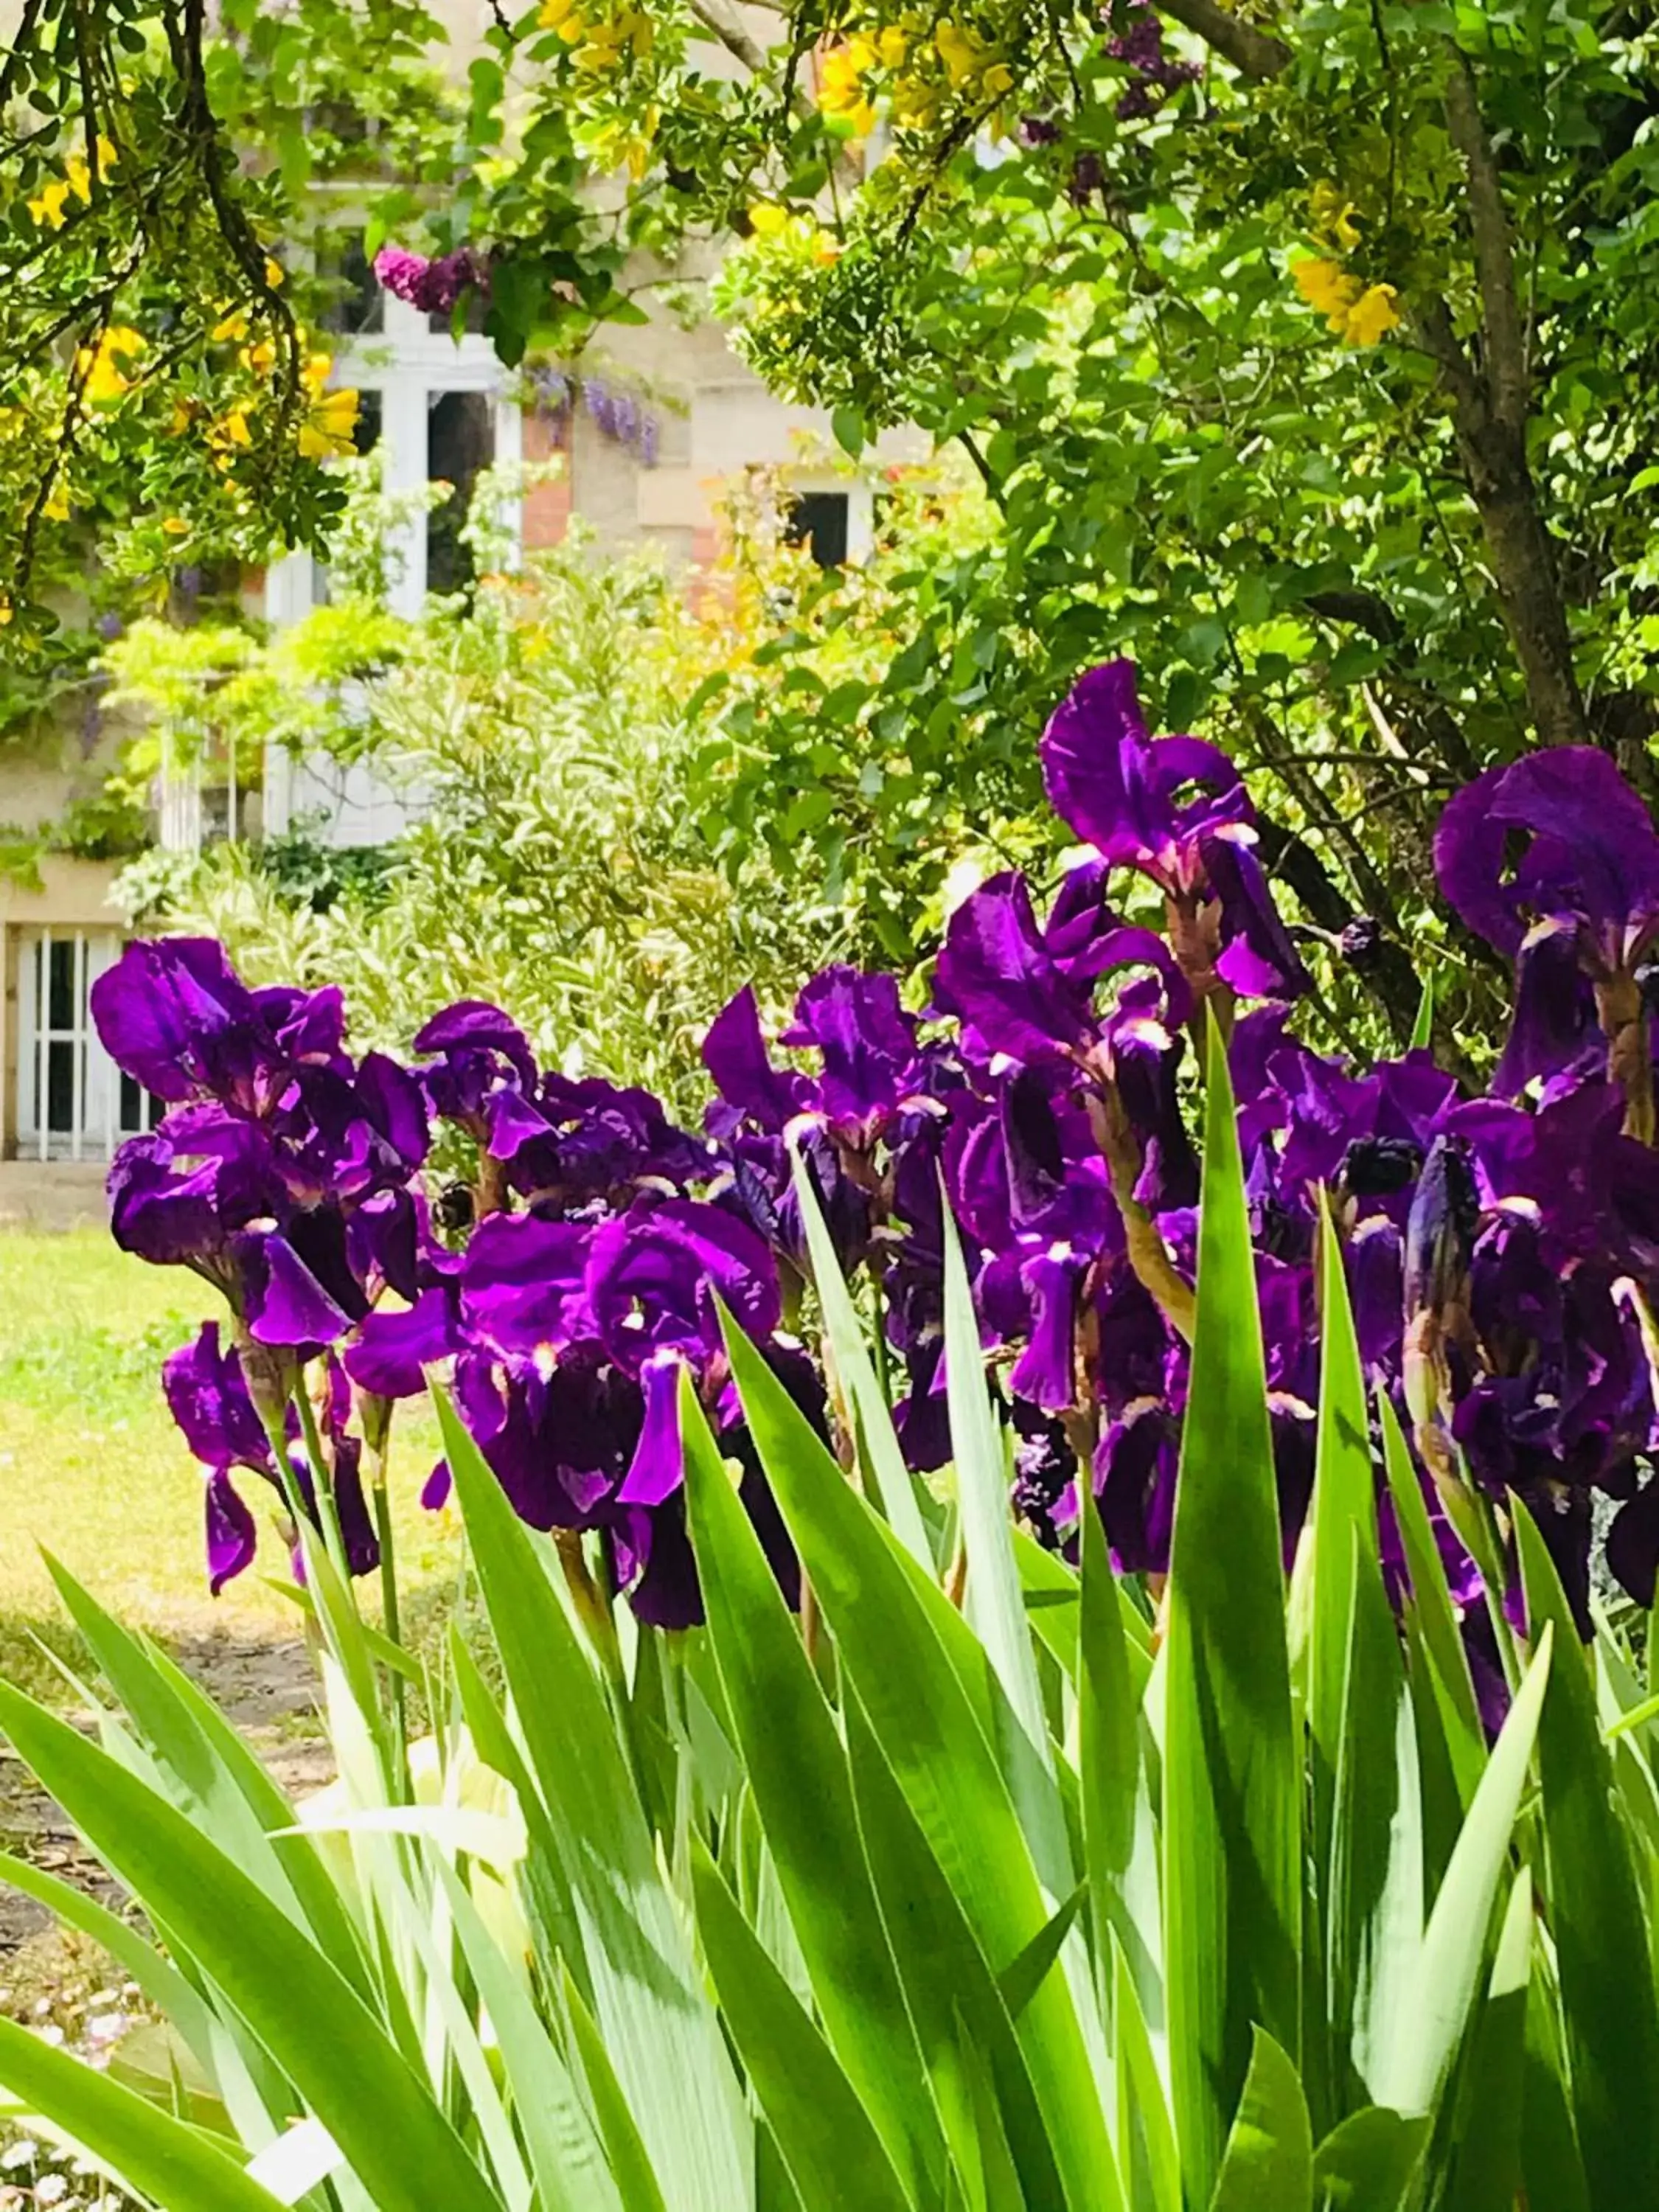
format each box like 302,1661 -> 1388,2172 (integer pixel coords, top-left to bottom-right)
205,1470 -> 259,1595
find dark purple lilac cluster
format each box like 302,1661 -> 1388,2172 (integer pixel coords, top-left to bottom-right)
374,246 -> 492,317
91,661 -> 1659,1651
1105,0 -> 1200,119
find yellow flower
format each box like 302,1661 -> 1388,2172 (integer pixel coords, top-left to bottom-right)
749,202 -> 790,237
0,599 -> 12,626
538,0 -> 578,23
1293,258 -> 1399,346
241,336 -> 277,378
212,309 -> 250,343
892,78 -> 940,129
982,60 -> 1014,99
1310,181 -> 1363,252
43,481 -> 72,522
300,350 -> 335,399
161,516 -> 189,536
77,324 -> 145,405
263,255 -> 285,288
935,21 -> 982,87
1342,282 -> 1400,347
1293,257 -> 1359,323
811,229 -> 842,265
877,26 -> 908,66
212,408 -> 253,448
818,45 -> 866,111
27,178 -> 72,229
299,384 -> 360,459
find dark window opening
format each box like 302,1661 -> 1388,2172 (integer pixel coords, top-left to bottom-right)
785,491 -> 850,568
46,937 -> 75,1031
426,390 -> 495,595
119,1071 -> 166,1136
44,1040 -> 77,1134
316,230 -> 384,337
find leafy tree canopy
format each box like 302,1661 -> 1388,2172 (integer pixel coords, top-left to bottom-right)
5,0 -> 1659,1042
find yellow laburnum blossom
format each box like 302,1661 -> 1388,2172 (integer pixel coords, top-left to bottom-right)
818,44 -> 866,111
935,21 -> 983,87
27,134 -> 116,227
43,481 -> 72,522
299,384 -> 360,459
27,178 -> 72,229
1293,257 -> 1360,324
77,324 -> 146,405
982,60 -> 1014,98
1342,282 -> 1400,347
538,0 -> 578,23
877,26 -> 908,65
161,516 -> 189,536
213,309 -> 250,343
1310,181 -> 1363,252
749,203 -> 790,236
811,229 -> 841,265
241,335 -> 278,378
892,77 -> 941,129
0,599 -> 13,626
212,408 -> 253,448
1293,257 -> 1398,347
264,255 -> 285,288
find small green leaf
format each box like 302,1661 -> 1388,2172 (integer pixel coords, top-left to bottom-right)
1208,2029 -> 1313,2212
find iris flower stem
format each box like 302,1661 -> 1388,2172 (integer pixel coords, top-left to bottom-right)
869,1268 -> 893,1408
369,1461 -> 407,1772
294,1383 -> 355,1597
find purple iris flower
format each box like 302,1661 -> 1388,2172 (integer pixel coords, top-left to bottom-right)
780,966 -> 922,1149
1435,748 -> 1659,1126
164,1325 -> 378,1592
91,939 -> 344,1116
1039,660 -> 1310,1003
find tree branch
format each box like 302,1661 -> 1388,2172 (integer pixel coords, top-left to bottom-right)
1154,0 -> 1291,80
1443,52 -> 1528,433
1253,817 -> 1424,1043
686,0 -> 773,79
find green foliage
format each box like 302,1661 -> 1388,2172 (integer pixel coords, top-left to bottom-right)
2,1075 -> 1639,2212
125,528 -> 838,1110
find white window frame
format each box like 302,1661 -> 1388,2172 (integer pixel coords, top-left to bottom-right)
262,291 -> 521,841
15,928 -> 149,1162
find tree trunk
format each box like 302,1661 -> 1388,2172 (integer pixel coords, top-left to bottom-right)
1451,400 -> 1590,748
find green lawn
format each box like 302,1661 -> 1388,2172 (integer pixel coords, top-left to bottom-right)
0,1228 -> 458,1697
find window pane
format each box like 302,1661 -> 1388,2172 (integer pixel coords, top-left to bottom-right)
119,1071 -> 162,1135
48,937 -> 77,1031
316,229 -> 384,336
427,391 -> 495,594
786,492 -> 850,568
46,1040 -> 74,1132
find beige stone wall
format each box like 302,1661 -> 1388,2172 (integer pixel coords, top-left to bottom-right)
0,858 -> 124,1158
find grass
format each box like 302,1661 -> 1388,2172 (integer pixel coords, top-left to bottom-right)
0,1228 -> 460,1703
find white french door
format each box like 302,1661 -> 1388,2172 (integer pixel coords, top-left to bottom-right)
15,928 -> 159,1161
